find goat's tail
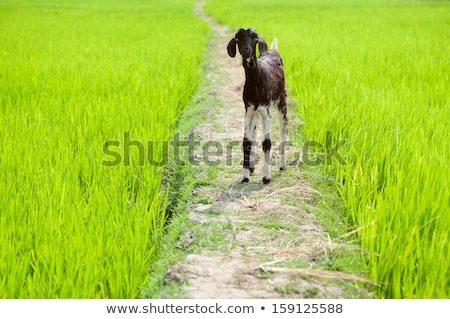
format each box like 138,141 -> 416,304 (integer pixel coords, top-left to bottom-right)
270,38 -> 278,51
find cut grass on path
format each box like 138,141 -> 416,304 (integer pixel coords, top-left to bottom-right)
145,3 -> 373,298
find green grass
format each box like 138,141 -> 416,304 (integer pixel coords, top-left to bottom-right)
205,0 -> 449,298
2,0 -> 448,299
0,0 -> 208,298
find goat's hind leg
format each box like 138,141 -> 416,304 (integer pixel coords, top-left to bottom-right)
278,96 -> 288,171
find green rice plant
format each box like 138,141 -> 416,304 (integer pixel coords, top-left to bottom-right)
0,0 -> 208,297
205,0 -> 449,298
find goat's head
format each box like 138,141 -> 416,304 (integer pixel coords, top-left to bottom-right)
227,28 -> 268,69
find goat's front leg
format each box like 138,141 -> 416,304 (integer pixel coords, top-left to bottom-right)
242,107 -> 257,183
261,106 -> 272,184
250,118 -> 258,174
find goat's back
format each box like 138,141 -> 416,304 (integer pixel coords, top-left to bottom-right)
259,50 -> 285,93
259,50 -> 284,71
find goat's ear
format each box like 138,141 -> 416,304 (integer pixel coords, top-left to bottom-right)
257,36 -> 268,55
227,38 -> 237,57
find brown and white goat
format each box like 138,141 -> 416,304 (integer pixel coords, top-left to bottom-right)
227,28 -> 288,184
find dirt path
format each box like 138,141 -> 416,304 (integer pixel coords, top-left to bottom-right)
162,2 -> 372,299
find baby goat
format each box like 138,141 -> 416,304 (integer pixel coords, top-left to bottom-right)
227,28 -> 288,184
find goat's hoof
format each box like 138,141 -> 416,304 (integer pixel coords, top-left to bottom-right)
262,177 -> 271,185
280,166 -> 286,171
249,167 -> 255,175
241,177 -> 250,183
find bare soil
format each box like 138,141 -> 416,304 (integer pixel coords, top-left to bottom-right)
162,2 -> 372,299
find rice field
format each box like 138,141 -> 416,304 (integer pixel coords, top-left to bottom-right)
0,0 -> 208,297
2,0 -> 448,299
205,0 -> 449,298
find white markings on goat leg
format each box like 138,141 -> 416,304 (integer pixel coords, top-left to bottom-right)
250,111 -> 258,174
261,105 -> 272,184
242,106 -> 257,183
278,107 -> 288,171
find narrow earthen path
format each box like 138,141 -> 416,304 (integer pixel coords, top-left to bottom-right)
163,2 -> 372,299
